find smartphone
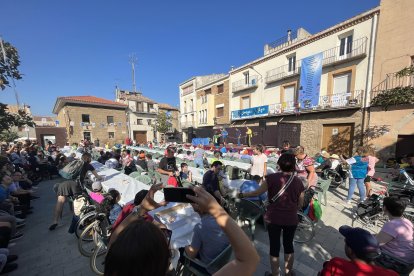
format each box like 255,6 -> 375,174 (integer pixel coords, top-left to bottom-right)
164,187 -> 196,203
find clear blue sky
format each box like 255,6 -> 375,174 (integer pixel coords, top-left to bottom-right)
1,0 -> 379,115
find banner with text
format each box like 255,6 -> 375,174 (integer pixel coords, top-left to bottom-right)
298,52 -> 323,109
231,105 -> 269,120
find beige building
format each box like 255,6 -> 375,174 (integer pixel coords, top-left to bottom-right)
179,74 -> 226,142
158,103 -> 180,142
227,8 -> 379,155
368,0 -> 414,160
53,96 -> 127,146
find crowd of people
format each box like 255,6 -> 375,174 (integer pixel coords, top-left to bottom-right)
0,136 -> 412,275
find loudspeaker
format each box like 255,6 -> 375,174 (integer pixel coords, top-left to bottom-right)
259,119 -> 267,129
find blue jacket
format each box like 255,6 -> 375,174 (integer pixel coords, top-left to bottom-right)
351,156 -> 368,179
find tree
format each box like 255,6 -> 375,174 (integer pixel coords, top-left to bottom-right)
0,130 -> 19,142
0,39 -> 22,90
152,111 -> 170,138
0,39 -> 35,136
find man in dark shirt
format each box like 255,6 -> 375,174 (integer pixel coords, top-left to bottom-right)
202,161 -> 224,204
280,140 -> 294,155
49,152 -> 102,231
157,148 -> 179,186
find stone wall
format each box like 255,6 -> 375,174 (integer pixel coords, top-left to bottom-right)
57,105 -> 127,146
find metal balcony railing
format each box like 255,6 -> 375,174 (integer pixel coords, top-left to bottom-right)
266,30 -> 298,55
265,63 -> 301,84
322,37 -> 368,66
232,75 -> 259,93
265,37 -> 368,84
371,72 -> 414,100
267,90 -> 363,115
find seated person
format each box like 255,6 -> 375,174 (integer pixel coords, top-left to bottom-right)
136,153 -> 148,171
239,175 -> 267,203
240,148 -> 251,160
108,189 -> 122,225
210,151 -> 221,164
202,161 -> 225,205
184,151 -> 194,161
330,154 -> 341,170
375,197 -> 414,275
181,202 -> 230,274
320,225 -> 397,276
219,144 -> 227,154
179,163 -> 193,183
316,152 -> 332,172
157,148 -> 179,187
112,190 -> 150,231
89,182 -> 105,204
176,149 -> 185,160
146,154 -> 156,172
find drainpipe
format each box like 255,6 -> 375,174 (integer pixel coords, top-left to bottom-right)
361,12 -> 379,146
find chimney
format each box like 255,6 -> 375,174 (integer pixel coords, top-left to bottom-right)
287,29 -> 292,41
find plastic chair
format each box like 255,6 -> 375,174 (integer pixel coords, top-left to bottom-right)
181,245 -> 232,276
235,199 -> 264,240
134,175 -> 152,185
181,180 -> 194,188
317,178 -> 331,206
128,172 -> 141,179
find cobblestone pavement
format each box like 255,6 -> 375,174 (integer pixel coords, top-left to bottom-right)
7,176 -> 387,276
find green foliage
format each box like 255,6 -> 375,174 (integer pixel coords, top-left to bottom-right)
0,103 -> 35,132
396,65 -> 414,77
0,40 -> 22,90
152,111 -> 170,134
0,130 -> 19,142
370,86 -> 414,110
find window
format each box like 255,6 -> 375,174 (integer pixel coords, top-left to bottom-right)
108,132 -> 115,139
204,109 -> 207,123
283,85 -> 296,110
217,84 -> 224,94
148,104 -> 154,112
147,119 -> 152,125
137,102 -> 143,112
183,101 -> 187,113
244,71 -> 250,85
191,114 -> 194,123
216,107 -> 224,117
241,96 -> 250,109
83,132 -> 91,141
81,114 -> 90,123
137,119 -> 143,125
333,72 -> 351,94
288,55 -> 296,72
190,99 -> 194,112
339,34 -> 353,56
107,116 -> 114,124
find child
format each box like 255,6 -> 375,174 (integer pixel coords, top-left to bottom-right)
179,163 -> 193,182
108,189 -> 122,224
365,147 -> 379,196
89,182 -> 105,204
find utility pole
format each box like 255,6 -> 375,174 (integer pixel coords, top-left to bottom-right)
0,36 -> 20,108
129,53 -> 137,92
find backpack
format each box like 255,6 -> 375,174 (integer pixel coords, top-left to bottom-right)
59,160 -> 84,180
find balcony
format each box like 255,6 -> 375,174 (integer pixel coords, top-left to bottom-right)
134,107 -> 158,115
232,75 -> 259,93
265,64 -> 301,84
267,90 -> 363,116
181,121 -> 195,129
265,37 -> 368,85
322,37 -> 367,67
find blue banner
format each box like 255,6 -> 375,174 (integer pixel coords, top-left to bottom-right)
231,105 -> 269,120
298,52 -> 323,109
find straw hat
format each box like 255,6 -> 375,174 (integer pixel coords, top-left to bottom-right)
321,152 -> 331,159
330,154 -> 340,159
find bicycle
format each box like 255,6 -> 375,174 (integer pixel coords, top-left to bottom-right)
78,212 -> 110,257
90,233 -> 109,275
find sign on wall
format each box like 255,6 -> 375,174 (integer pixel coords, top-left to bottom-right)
298,52 -> 323,109
231,105 -> 269,120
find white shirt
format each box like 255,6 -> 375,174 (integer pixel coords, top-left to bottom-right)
250,154 -> 268,177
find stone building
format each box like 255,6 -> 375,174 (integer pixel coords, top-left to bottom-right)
368,0 -> 414,160
53,96 -> 127,146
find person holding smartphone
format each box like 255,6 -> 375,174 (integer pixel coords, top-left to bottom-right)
202,161 -> 225,205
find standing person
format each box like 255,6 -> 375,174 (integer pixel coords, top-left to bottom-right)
94,138 -> 100,147
212,132 -> 221,147
193,144 -> 205,169
280,140 -> 293,155
345,146 -> 368,204
202,161 -> 225,205
250,144 -> 268,178
157,148 -> 179,187
235,128 -> 242,147
365,146 -> 379,197
246,126 -> 253,147
294,146 -> 317,187
375,197 -> 414,274
49,152 -> 103,230
221,128 -> 228,145
239,153 -> 305,276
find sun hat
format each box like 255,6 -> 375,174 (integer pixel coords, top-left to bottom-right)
92,181 -> 103,192
330,154 -> 340,159
321,152 -> 331,159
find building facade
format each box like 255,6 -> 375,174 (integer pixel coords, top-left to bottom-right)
368,0 -> 414,160
179,74 -> 226,142
227,8 -> 379,155
158,103 -> 180,142
53,96 -> 127,146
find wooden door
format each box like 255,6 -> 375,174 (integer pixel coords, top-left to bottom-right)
322,124 -> 354,156
133,131 -> 147,144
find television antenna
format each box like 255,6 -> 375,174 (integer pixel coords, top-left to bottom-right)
129,53 -> 137,92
